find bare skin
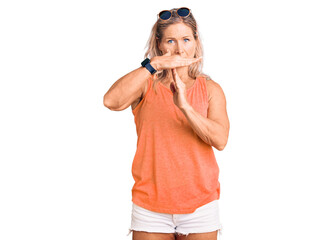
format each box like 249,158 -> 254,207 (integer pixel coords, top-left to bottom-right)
131,22 -> 201,111
127,23 -> 225,240
131,74 -> 214,111
132,230 -> 218,240
103,27 -> 201,111
132,231 -> 176,240
153,23 -> 199,85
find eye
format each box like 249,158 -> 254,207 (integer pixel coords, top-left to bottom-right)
167,40 -> 174,43
184,38 -> 190,42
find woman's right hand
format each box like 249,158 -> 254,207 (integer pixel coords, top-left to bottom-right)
150,49 -> 202,71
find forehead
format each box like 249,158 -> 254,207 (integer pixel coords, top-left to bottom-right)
163,23 -> 193,38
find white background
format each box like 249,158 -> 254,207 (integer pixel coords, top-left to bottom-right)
1,0 -> 332,239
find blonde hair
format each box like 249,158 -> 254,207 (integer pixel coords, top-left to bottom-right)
144,8 -> 211,94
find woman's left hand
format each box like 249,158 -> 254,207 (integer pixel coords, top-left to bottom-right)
170,68 -> 189,110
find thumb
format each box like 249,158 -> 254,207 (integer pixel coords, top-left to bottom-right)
171,68 -> 179,81
170,82 -> 176,94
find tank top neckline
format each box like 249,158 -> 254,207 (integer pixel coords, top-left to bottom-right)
157,76 -> 200,94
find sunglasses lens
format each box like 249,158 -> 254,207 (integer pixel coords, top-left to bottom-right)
159,11 -> 171,20
177,8 -> 190,17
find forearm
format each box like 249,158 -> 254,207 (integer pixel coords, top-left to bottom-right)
103,66 -> 151,109
180,104 -> 228,150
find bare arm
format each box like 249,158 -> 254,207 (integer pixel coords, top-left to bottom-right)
179,80 -> 230,151
103,65 -> 153,111
103,50 -> 202,111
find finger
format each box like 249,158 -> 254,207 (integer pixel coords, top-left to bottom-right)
191,56 -> 203,63
170,70 -> 177,93
172,68 -> 179,79
179,56 -> 203,66
173,69 -> 182,88
171,68 -> 177,81
171,69 -> 179,86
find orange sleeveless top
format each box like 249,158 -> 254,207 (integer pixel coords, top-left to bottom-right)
131,75 -> 220,214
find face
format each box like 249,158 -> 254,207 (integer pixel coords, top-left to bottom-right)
158,23 -> 197,58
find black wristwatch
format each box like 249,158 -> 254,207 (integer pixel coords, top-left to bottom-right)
141,58 -> 157,75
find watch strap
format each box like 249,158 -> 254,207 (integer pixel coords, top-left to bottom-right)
141,58 -> 157,75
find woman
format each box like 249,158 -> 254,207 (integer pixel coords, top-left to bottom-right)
104,7 -> 230,240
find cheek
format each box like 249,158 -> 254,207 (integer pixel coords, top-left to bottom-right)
186,43 -> 196,53
161,44 -> 174,52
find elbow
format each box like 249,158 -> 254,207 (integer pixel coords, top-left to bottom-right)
103,95 -> 112,109
214,139 -> 226,151
103,95 -> 116,110
217,140 -> 228,151
217,144 -> 226,151
216,131 -> 229,151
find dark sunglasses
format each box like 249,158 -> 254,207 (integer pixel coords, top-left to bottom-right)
158,7 -> 191,21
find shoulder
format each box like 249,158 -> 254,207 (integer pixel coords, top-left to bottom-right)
200,76 -> 224,103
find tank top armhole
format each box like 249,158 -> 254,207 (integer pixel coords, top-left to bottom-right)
132,76 -> 153,114
143,76 -> 153,99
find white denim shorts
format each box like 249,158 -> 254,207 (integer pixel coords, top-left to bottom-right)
127,199 -> 223,238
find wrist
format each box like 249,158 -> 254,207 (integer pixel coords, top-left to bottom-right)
141,57 -> 157,75
180,102 -> 191,112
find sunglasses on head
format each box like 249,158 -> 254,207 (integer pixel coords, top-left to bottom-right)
158,7 -> 191,21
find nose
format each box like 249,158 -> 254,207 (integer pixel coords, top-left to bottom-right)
175,41 -> 185,54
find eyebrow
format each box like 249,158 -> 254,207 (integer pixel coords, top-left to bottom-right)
165,36 -> 192,39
